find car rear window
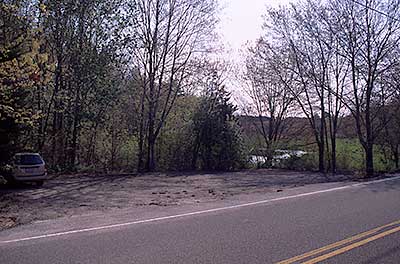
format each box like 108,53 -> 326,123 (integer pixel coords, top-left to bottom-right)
15,155 -> 44,165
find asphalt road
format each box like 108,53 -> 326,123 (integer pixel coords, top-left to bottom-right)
1,177 -> 400,264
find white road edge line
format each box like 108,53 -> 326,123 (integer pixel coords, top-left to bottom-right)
1,175 -> 400,245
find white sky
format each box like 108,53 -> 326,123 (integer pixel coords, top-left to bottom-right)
217,0 -> 293,104
218,0 -> 292,58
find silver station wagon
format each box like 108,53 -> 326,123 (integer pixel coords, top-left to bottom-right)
7,153 -> 48,186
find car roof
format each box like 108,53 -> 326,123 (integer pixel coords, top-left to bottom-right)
14,153 -> 41,156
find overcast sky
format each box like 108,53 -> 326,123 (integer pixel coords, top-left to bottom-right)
217,0 -> 293,103
218,0 -> 292,59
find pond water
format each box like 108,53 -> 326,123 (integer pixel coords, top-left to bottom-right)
250,150 -> 308,164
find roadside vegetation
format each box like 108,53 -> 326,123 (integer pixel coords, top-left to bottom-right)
1,0 -> 400,178
267,139 -> 396,173
241,0 -> 400,176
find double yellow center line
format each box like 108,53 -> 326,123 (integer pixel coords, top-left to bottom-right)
277,219 -> 400,264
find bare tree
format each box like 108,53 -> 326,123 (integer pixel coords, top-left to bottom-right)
266,2 -> 334,173
316,1 -> 349,173
129,0 -> 217,171
375,61 -> 400,170
243,38 -> 295,161
330,0 -> 400,176
325,45 -> 349,173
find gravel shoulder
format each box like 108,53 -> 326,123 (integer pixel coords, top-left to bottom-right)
0,169 -> 371,231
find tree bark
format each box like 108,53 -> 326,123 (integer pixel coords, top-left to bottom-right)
137,96 -> 145,172
318,140 -> 325,173
365,143 -> 374,177
331,135 -> 337,174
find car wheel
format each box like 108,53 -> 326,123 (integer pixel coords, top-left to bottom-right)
4,175 -> 17,186
35,180 -> 44,187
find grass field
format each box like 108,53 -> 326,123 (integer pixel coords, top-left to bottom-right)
271,138 -> 396,173
335,139 -> 394,172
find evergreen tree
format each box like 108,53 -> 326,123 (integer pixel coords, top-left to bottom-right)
192,81 -> 245,171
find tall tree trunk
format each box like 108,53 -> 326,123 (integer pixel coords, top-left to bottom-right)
318,141 -> 325,173
137,85 -> 146,172
137,122 -> 145,172
324,118 -> 331,173
329,115 -> 338,174
319,105 -> 326,173
365,143 -> 374,177
70,112 -> 80,170
36,85 -> 43,151
146,135 -> 156,171
331,135 -> 337,174
69,3 -> 86,171
364,86 -> 374,177
146,88 -> 156,171
69,82 -> 81,170
51,58 -> 62,168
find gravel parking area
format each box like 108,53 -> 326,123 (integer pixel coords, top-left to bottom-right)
0,169 -> 360,230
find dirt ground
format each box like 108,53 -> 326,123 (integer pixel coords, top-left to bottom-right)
0,169 -> 362,230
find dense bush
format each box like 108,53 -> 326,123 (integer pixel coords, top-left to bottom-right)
192,86 -> 246,171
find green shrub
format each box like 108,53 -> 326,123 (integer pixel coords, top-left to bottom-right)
274,154 -> 317,171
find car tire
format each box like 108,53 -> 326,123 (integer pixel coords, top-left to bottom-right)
35,180 -> 44,187
4,174 -> 17,186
